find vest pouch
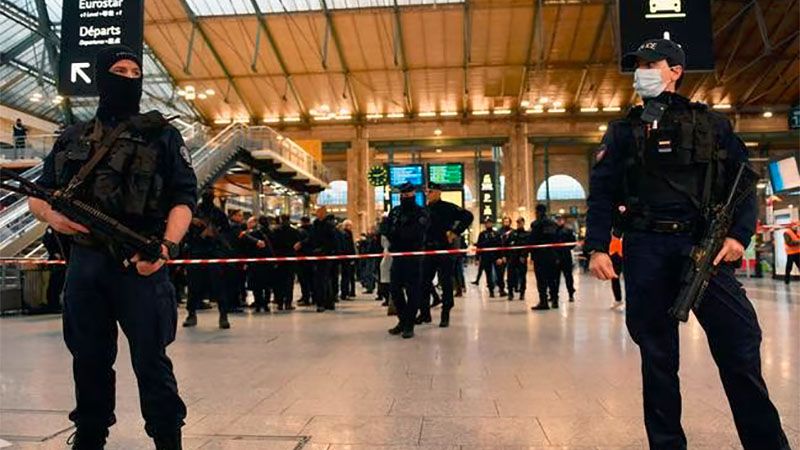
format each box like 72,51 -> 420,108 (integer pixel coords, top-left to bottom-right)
92,142 -> 133,215
124,143 -> 159,216
55,141 -> 91,187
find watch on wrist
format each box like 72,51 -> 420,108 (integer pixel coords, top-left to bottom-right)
163,240 -> 180,259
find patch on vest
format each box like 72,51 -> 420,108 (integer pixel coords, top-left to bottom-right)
595,144 -> 607,162
180,145 -> 192,166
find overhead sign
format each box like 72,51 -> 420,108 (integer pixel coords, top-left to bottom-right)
478,161 -> 499,223
58,0 -> 144,96
388,165 -> 424,187
618,0 -> 714,72
789,105 -> 800,130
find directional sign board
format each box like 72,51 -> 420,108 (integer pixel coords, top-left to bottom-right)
618,0 -> 714,72
58,0 -> 144,96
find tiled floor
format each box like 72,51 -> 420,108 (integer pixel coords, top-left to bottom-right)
1,269 -> 798,449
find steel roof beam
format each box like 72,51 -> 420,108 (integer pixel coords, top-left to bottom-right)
34,0 -> 72,123
320,0 -> 360,116
0,0 -> 59,46
0,33 -> 42,66
517,0 -> 542,106
249,0 -> 308,118
462,0 -> 471,113
576,2 -> 608,106
392,0 -> 413,114
177,0 -> 254,118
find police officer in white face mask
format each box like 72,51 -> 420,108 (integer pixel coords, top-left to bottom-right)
584,38 -> 790,449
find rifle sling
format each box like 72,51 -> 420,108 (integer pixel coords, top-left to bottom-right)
65,119 -> 130,194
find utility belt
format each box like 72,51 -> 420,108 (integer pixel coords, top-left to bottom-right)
625,217 -> 698,234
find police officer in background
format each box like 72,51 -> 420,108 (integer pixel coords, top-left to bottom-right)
530,204 -> 560,310
505,217 -> 529,301
495,216 -> 512,297
476,218 -> 501,297
585,39 -> 788,448
296,206 -> 338,312
30,45 -> 195,449
553,215 -> 577,302
272,214 -> 300,310
296,216 -> 314,305
383,183 -> 429,338
418,182 -> 473,328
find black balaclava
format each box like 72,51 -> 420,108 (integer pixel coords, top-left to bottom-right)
95,45 -> 143,122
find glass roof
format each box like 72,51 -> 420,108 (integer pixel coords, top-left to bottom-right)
186,0 -> 464,16
1,2 -> 196,123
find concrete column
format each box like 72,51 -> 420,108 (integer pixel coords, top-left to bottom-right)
346,126 -> 373,236
503,122 -> 534,221
251,172 -> 263,218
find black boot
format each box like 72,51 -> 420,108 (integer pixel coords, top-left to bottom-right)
153,430 -> 183,450
402,327 -> 415,339
415,314 -> 432,325
388,323 -> 403,335
439,308 -> 451,328
531,302 -> 549,311
67,427 -> 108,450
182,312 -> 197,327
219,313 -> 230,329
489,290 -> 495,298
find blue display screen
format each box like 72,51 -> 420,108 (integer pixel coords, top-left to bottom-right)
390,192 -> 425,207
389,165 -> 424,187
769,157 -> 800,193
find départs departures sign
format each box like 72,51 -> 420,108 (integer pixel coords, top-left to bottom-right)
58,0 -> 144,96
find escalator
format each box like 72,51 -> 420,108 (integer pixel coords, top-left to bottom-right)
0,122 -> 329,257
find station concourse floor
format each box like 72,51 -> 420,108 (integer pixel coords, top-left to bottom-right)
0,269 -> 798,450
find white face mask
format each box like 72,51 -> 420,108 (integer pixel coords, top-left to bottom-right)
633,68 -> 666,99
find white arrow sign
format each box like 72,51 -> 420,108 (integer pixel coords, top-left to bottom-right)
70,62 -> 91,84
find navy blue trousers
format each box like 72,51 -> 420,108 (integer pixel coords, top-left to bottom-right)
623,232 -> 788,450
63,245 -> 186,438
390,256 -> 423,330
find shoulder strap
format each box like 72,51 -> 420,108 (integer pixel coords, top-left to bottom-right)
65,119 -> 130,193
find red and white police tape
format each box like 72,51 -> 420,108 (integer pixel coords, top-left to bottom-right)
0,242 -> 583,266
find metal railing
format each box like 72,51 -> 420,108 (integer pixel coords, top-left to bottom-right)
0,134 -> 60,161
245,126 -> 329,183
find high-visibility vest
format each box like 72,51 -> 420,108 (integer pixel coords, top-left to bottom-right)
609,236 -> 623,257
786,229 -> 800,255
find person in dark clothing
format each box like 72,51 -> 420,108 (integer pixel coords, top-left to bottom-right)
271,214 -> 300,310
383,182 -> 429,339
554,215 -> 577,302
585,38 -> 788,448
530,204 -> 560,310
30,46 -> 194,449
496,216 -> 512,297
243,216 -> 276,313
505,217 -> 529,301
360,228 -> 380,295
339,220 -> 357,300
42,226 -> 68,313
296,216 -> 314,305
227,210 -> 247,311
295,207 -> 338,312
476,218 -> 502,297
12,118 -> 28,152
184,192 -> 233,329
418,182 -> 473,328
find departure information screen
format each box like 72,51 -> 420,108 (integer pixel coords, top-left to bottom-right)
389,165 -> 424,187
428,163 -> 464,186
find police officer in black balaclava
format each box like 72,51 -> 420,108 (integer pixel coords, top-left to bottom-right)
30,45 -> 197,450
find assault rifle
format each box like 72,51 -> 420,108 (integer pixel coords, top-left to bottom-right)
0,168 -> 164,264
668,163 -> 759,322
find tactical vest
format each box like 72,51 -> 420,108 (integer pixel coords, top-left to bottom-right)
622,102 -> 727,224
54,114 -> 167,221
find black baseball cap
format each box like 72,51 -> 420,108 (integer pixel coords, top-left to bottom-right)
622,39 -> 686,69
398,182 -> 416,194
427,182 -> 443,191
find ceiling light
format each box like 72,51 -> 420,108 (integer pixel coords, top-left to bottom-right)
314,115 -> 332,121
520,100 -> 530,108
366,113 -> 384,119
525,107 -> 544,114
197,93 -> 207,100
434,128 -> 442,136
29,96 -> 40,103
598,125 -> 608,131
552,101 -> 563,107
763,111 -> 773,118
233,117 -> 249,124
214,118 -> 232,125
602,106 -> 621,112
338,107 -> 350,115
176,89 -> 186,96
386,112 -> 405,119
493,109 -> 512,115
712,104 -> 732,110
440,111 -> 458,117
319,104 -> 330,113
744,142 -> 759,148
435,148 -> 443,153
205,89 -> 215,96
580,107 -> 599,113
283,116 -> 302,123
334,114 -> 352,120
263,117 -> 281,124
419,111 -> 437,118
472,110 -> 490,116
539,97 -> 549,104
548,108 -> 566,113
756,181 -> 767,189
